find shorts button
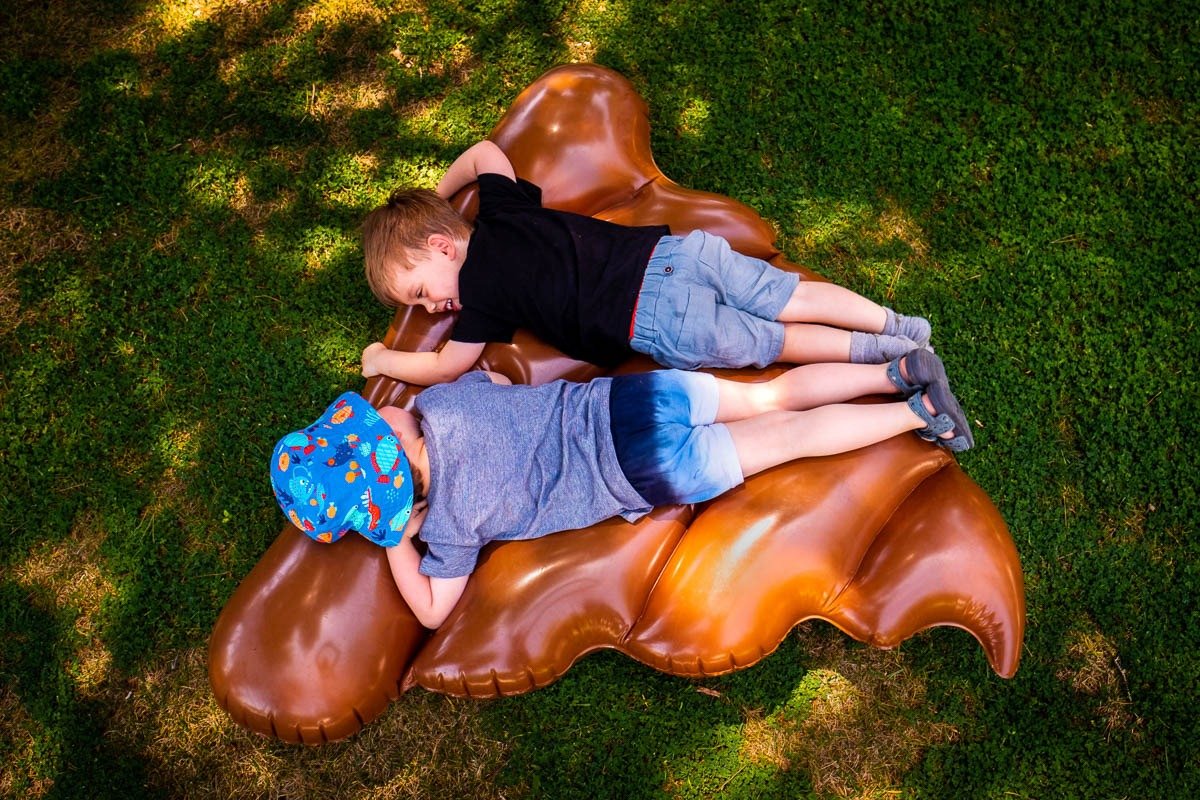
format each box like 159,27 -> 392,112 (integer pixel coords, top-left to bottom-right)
664,266 -> 673,274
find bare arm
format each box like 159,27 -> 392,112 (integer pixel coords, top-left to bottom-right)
379,365 -> 509,627
385,505 -> 469,628
436,140 -> 516,199
362,339 -> 486,386
385,544 -> 468,629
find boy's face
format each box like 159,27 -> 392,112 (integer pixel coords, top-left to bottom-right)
388,234 -> 463,314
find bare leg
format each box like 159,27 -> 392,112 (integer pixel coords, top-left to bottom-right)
714,362 -> 896,423
778,323 -> 854,364
777,281 -> 888,332
727,398 -> 939,478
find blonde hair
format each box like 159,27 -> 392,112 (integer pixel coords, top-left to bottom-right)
361,188 -> 472,307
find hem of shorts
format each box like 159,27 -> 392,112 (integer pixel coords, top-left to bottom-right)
757,321 -> 787,368
765,269 -> 801,318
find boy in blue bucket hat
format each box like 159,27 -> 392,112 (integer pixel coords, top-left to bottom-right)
270,393 -> 415,546
270,351 -> 973,630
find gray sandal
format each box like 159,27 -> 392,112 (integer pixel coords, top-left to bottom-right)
907,381 -> 974,452
887,349 -> 947,396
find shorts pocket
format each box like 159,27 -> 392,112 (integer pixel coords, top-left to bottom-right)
679,286 -> 742,366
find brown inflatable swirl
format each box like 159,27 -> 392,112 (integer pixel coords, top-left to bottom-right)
208,64 -> 1024,743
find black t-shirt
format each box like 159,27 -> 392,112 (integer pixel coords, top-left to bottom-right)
451,174 -> 669,367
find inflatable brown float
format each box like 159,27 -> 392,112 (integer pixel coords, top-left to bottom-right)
209,64 -> 1025,744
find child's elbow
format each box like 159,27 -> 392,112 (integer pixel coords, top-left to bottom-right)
413,608 -> 448,629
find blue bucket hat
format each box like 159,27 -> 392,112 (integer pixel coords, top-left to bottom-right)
270,391 -> 414,547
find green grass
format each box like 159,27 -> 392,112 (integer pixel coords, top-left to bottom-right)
2,0 -> 1197,797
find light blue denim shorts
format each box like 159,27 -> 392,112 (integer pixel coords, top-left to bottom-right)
609,370 -> 744,506
629,230 -> 799,370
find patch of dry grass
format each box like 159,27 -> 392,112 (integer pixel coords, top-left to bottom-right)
783,196 -> 931,302
870,196 -> 929,260
0,686 -> 53,800
115,0 -> 277,55
739,629 -> 959,799
105,649 -> 519,800
1056,624 -> 1143,742
556,0 -> 629,63
0,99 -> 80,189
1,0 -> 121,63
0,207 -> 90,337
13,513 -> 118,702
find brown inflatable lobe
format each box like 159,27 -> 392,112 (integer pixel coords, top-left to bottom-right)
208,532 -> 426,743
408,506 -> 693,696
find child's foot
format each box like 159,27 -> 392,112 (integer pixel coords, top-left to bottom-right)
886,349 -> 947,396
850,332 -> 918,364
883,308 -> 932,348
906,379 -> 974,452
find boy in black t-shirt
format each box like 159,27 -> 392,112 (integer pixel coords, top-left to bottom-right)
360,141 -> 932,386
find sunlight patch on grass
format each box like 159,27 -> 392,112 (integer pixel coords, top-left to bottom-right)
738,632 -> 958,798
300,225 -> 359,277
116,0 -> 271,54
186,156 -> 247,214
299,0 -> 390,27
676,96 -> 712,140
229,174 -> 297,234
389,16 -> 473,79
179,140 -> 302,235
105,649 -> 515,800
872,197 -> 928,259
138,0 -> 218,40
786,198 -> 875,259
304,71 -> 394,145
1056,624 -> 1143,741
155,420 -> 206,472
783,197 -> 930,299
13,514 -> 117,700
314,152 -> 380,208
557,0 -> 629,62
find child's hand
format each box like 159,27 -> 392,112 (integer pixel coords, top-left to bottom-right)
361,341 -> 388,378
403,500 -> 428,540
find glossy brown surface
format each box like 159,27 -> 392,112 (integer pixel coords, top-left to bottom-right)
207,530 -> 423,744
209,63 -> 1025,742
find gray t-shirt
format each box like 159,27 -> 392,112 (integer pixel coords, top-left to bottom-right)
412,372 -> 651,578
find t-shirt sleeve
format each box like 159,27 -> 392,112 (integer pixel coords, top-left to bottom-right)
450,305 -> 517,344
476,173 -> 542,217
416,370 -> 494,406
419,541 -> 481,578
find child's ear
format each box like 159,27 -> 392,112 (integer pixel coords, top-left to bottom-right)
426,232 -> 455,257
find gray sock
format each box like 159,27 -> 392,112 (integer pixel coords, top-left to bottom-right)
850,332 -> 918,364
883,308 -> 931,347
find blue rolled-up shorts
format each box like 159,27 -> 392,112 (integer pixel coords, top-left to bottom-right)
609,370 -> 744,506
629,230 -> 800,370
